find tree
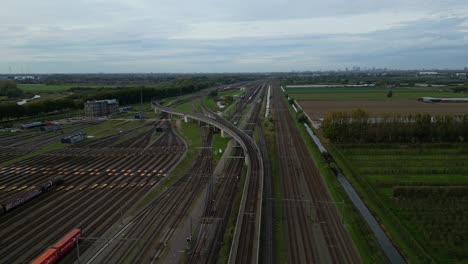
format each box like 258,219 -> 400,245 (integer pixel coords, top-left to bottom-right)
209,90 -> 218,97
0,80 -> 23,98
387,90 -> 393,98
297,111 -> 308,123
224,95 -> 234,104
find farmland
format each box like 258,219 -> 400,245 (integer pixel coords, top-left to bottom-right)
300,100 -> 468,119
286,86 -> 468,100
329,144 -> 468,262
286,80 -> 468,263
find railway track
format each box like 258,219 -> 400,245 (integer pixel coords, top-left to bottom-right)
0,121 -> 101,163
270,81 -> 361,263
159,82 -> 266,264
84,125 -> 214,263
0,121 -> 186,262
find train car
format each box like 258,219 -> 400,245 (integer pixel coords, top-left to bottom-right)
39,176 -> 64,192
31,248 -> 59,264
52,229 -> 81,257
3,189 -> 42,211
0,177 -> 64,215
20,121 -> 44,130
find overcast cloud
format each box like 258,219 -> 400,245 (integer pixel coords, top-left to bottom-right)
1,0 -> 468,73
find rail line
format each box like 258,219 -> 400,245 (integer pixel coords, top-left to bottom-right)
270,81 -> 361,263
152,83 -> 264,264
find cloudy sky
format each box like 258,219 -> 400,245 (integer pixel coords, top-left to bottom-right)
1,0 -> 468,73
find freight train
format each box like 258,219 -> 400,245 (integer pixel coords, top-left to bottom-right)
32,229 -> 82,264
0,176 -> 64,215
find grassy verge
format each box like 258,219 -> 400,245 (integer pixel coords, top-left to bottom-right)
203,96 -> 217,112
0,141 -> 65,167
281,94 -> 388,263
212,133 -> 231,162
174,101 -> 195,113
81,120 -> 142,139
219,89 -> 241,97
218,165 -> 247,264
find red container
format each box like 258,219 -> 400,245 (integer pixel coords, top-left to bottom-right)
52,229 -> 81,257
31,248 -> 59,264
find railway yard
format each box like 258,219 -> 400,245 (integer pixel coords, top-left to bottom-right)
0,120 -> 186,263
6,75 -> 458,264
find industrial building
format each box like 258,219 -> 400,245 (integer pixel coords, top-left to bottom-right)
84,99 -> 119,117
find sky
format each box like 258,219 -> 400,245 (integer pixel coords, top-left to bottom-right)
1,0 -> 468,73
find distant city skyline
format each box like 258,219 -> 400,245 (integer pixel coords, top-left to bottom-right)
1,0 -> 468,73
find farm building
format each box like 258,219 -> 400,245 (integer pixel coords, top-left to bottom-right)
418,97 -> 468,103
84,99 -> 119,117
61,133 -> 87,144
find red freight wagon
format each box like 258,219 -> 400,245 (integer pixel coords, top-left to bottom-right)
52,229 -> 81,257
31,248 -> 59,264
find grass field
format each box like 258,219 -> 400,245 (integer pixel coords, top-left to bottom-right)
219,89 -> 242,97
329,143 -> 468,263
174,101 -> 195,113
211,133 -> 231,162
203,96 -> 217,112
286,86 -> 468,100
81,120 -> 143,139
18,85 -> 76,92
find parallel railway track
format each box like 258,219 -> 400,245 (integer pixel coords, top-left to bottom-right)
0,121 -> 186,263
271,81 -> 361,263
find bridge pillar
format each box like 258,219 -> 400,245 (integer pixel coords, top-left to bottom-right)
184,115 -> 189,123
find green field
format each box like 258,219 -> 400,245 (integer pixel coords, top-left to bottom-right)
211,133 -> 231,161
174,101 -> 195,113
219,89 -> 242,97
285,86 -> 468,100
81,120 -> 145,139
203,96 -> 217,112
329,143 -> 468,263
18,85 -> 76,92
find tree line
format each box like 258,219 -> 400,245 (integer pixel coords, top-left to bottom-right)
0,80 -> 23,98
0,78 -> 214,121
322,109 -> 468,143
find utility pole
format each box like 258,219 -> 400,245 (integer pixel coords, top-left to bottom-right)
140,87 -> 143,106
76,239 -> 81,264
120,207 -> 124,225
